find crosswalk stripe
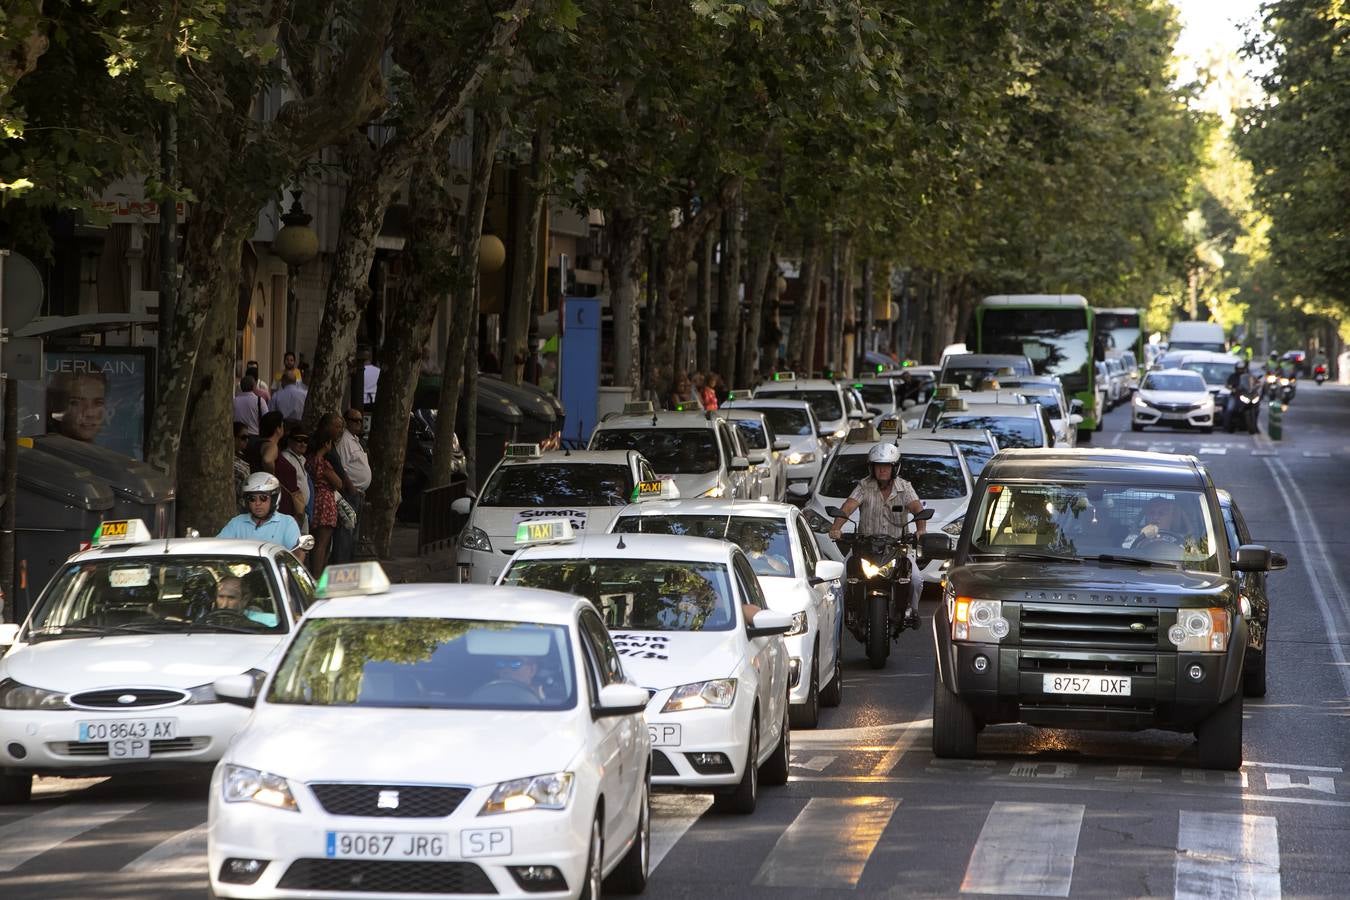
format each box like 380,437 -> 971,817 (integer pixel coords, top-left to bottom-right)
790,754 -> 836,772
752,796 -> 898,888
0,802 -> 148,872
122,822 -> 208,874
1174,811 -> 1280,899
650,795 -> 711,872
960,801 -> 1084,896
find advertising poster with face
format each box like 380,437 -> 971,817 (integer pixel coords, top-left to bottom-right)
41,350 -> 152,459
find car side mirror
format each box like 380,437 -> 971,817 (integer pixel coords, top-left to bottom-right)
746,609 -> 793,638
1070,398 -> 1084,414
824,505 -> 844,518
729,455 -> 750,472
450,497 -> 473,516
594,683 -> 649,718
811,559 -> 845,584
0,623 -> 20,651
773,440 -> 790,452
1232,544 -> 1273,572
847,411 -> 866,421
901,399 -> 917,410
920,533 -> 956,559
748,453 -> 767,466
1069,414 -> 1083,426
1270,551 -> 1288,572
786,483 -> 811,498
296,534 -> 316,552
214,673 -> 261,708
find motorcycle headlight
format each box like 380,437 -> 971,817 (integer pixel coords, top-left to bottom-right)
222,764 -> 300,811
480,772 -> 574,815
859,558 -> 895,579
786,451 -> 815,466
0,678 -> 68,710
785,611 -> 809,637
661,679 -> 737,712
1279,377 -> 1290,386
942,516 -> 965,537
460,526 -> 492,553
950,597 -> 1010,642
1167,608 -> 1230,652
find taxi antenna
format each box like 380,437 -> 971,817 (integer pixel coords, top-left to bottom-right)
615,533 -> 627,550
651,413 -> 658,426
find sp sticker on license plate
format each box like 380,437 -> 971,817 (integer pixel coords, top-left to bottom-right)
461,828 -> 512,858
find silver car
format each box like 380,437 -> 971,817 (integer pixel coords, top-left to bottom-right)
719,409 -> 787,501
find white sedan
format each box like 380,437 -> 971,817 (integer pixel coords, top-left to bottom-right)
208,563 -> 651,899
1131,369 -> 1216,433
607,499 -> 846,728
500,530 -> 793,814
0,519 -> 316,804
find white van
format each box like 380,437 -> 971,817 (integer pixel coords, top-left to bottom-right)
1168,321 -> 1226,353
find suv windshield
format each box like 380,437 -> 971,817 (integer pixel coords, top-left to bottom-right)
743,406 -> 812,437
937,414 -> 1041,448
1178,361 -> 1236,386
820,453 -> 967,500
756,389 -> 843,423
1142,373 -> 1207,393
503,559 -> 735,631
480,463 -> 633,507
614,515 -> 795,577
970,483 -> 1220,572
29,556 -> 287,637
267,617 -> 576,710
592,429 -> 719,474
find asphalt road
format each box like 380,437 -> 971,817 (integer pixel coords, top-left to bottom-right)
3,386 -> 1348,899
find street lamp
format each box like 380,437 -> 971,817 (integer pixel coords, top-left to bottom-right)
272,189 -> 320,360
479,233 -> 506,274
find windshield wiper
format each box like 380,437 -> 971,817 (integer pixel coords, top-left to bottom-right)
28,623 -> 170,641
1085,554 -> 1182,570
971,550 -> 1081,564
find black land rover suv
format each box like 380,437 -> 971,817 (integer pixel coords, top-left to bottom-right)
922,449 -> 1278,770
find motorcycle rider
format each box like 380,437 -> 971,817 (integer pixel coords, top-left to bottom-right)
1223,359 -> 1260,432
219,471 -> 305,558
828,443 -> 928,630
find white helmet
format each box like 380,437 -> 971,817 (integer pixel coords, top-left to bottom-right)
243,471 -> 281,513
867,443 -> 901,466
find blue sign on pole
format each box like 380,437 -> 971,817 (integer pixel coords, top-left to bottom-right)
558,297 -> 601,446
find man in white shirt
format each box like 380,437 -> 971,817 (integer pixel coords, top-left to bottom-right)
359,348 -> 380,404
270,369 -> 308,421
232,376 -> 265,436
331,408 -> 372,563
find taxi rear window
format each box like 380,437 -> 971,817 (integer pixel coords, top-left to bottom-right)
503,560 -> 736,632
614,515 -> 795,578
479,463 -> 634,507
591,429 -> 719,474
756,389 -> 843,423
937,414 -> 1041,449
744,407 -> 812,436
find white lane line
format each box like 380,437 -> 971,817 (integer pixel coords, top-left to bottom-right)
1303,451 -> 1331,458
790,754 -> 836,772
752,797 -> 899,888
1263,773 -> 1336,795
0,802 -> 148,872
870,717 -> 931,776
1264,455 -> 1350,696
960,801 -> 1084,896
122,822 -> 207,873
649,795 -> 711,872
1244,760 -> 1344,773
1174,811 -> 1281,900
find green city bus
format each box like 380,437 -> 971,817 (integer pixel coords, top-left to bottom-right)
975,294 -> 1102,442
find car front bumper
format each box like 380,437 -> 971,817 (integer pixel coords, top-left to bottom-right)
1132,404 -> 1215,429
457,546 -> 512,585
644,697 -> 753,789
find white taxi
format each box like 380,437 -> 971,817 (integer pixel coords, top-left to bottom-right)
454,444 -> 657,584
607,500 -> 845,728
499,528 -> 793,814
587,405 -> 750,502
721,398 -> 825,500
0,519 -> 316,804
752,372 -> 857,444
207,562 -> 652,899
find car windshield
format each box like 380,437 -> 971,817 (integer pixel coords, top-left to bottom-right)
858,384 -> 894,406
955,444 -> 995,476
746,407 -> 812,436
28,556 -> 287,637
480,463 -> 634,507
969,483 -> 1221,573
1143,373 -> 1206,393
267,617 -> 576,710
614,515 -> 795,577
941,366 -> 1012,391
592,429 -> 719,474
730,419 -> 768,450
1178,361 -> 1236,386
1024,393 -> 1064,418
937,414 -> 1041,448
756,389 -> 843,423
819,452 -> 967,500
502,559 -> 736,632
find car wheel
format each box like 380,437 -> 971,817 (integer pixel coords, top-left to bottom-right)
579,813 -> 604,900
931,662 -> 978,759
789,654 -> 820,729
1196,690 -> 1244,771
0,773 -> 31,804
1244,648 -> 1268,698
762,704 -> 791,787
605,782 -> 650,894
713,717 -> 759,815
1078,428 -> 1093,444
820,644 -> 843,708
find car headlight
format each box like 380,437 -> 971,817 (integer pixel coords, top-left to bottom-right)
0,678 -> 67,710
859,558 -> 895,579
1132,394 -> 1148,408
480,772 -> 574,815
833,428 -> 848,440
802,508 -> 831,532
1168,608 -> 1230,652
785,611 -> 809,637
786,451 -> 815,466
222,764 -> 300,811
701,484 -> 727,498
661,679 -> 737,712
460,526 -> 492,552
950,597 -> 1010,642
942,516 -> 964,537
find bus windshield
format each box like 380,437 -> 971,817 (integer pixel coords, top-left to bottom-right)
1096,311 -> 1142,357
981,307 -> 1091,380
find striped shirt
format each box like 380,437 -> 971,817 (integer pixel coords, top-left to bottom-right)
848,477 -> 920,537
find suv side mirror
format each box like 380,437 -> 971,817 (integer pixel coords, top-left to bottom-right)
1232,544 -> 1273,572
450,497 -> 473,516
729,455 -> 750,472
1270,551 -> 1288,572
786,483 -> 811,498
746,609 -> 793,638
747,452 -> 767,466
1070,398 -> 1084,414
847,411 -> 866,421
920,533 -> 956,559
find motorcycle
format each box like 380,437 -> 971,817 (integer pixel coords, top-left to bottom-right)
1224,378 -> 1262,434
823,505 -> 933,670
1314,363 -> 1328,385
1277,373 -> 1296,404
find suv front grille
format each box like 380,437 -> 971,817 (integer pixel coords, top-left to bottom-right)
1019,656 -> 1157,676
1019,604 -> 1159,650
308,783 -> 470,818
277,859 -> 495,894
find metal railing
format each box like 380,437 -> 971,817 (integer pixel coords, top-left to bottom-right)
418,480 -> 468,556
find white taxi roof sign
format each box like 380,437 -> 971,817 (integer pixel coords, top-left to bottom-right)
942,398 -> 970,412
504,443 -> 543,459
877,417 -> 900,434
515,519 -> 575,547
92,519 -> 153,546
934,384 -> 960,401
623,400 -> 655,415
633,478 -> 681,501
316,561 -> 391,598
771,371 -> 797,382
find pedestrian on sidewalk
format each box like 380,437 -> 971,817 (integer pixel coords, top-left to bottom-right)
248,411 -> 303,524
270,368 -> 307,421
698,372 -> 719,410
271,350 -> 298,391
282,420 -> 311,532
233,421 -> 251,509
307,413 -> 345,576
233,376 -> 265,436
246,362 -> 271,405
332,408 -> 372,563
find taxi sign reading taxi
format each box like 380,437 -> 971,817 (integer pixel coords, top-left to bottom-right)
316,562 -> 391,598
634,480 -> 664,501
878,418 -> 899,433
504,443 -> 543,459
514,519 -> 575,546
92,519 -> 154,545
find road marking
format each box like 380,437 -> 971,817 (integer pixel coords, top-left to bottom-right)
650,795 -> 711,872
1096,764 -> 1162,783
793,717 -> 932,744
1251,450 -> 1279,457
790,754 -> 836,772
122,822 -> 207,873
870,717 -> 931,775
1245,760 -> 1344,773
1302,450 -> 1331,458
1263,773 -> 1336,794
0,802 -> 148,872
1198,446 -> 1228,455
1174,811 -> 1281,900
960,801 -> 1083,896
1110,432 -> 1123,447
752,797 -> 898,888
1181,769 -> 1248,788
1009,762 -> 1078,779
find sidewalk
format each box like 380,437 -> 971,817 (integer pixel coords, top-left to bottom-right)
372,523 -> 461,583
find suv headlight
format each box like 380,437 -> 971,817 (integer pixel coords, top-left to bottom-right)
460,526 -> 492,553
661,679 -> 737,712
942,516 -> 964,537
480,772 -> 574,815
785,611 -> 809,637
950,597 -> 1010,642
786,451 -> 815,466
222,764 -> 299,811
0,678 -> 67,710
1168,608 -> 1230,651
